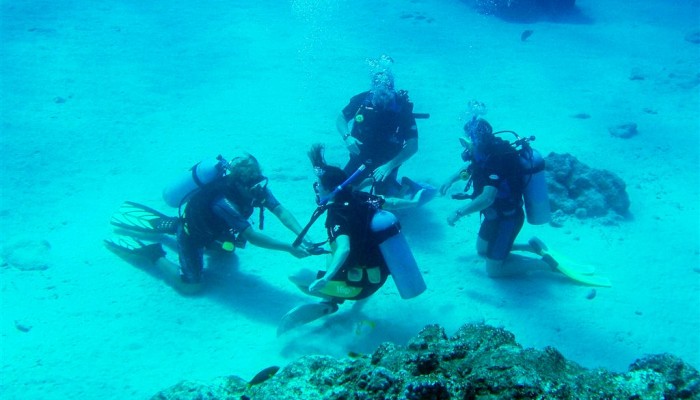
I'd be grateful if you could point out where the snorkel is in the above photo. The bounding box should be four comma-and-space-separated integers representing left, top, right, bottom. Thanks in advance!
317, 165, 366, 206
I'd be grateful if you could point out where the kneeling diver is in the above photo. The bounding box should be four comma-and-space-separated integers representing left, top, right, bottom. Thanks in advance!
278, 144, 426, 335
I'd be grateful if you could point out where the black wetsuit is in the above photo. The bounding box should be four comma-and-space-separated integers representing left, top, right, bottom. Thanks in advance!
470, 146, 525, 261
318, 193, 389, 300
177, 179, 280, 283
341, 90, 417, 196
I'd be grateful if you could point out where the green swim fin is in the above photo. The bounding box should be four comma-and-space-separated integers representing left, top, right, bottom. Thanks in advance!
110, 201, 179, 234
529, 237, 612, 287
277, 302, 339, 336
104, 236, 166, 264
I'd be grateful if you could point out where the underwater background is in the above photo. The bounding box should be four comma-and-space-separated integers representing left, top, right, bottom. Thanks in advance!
1, 0, 698, 398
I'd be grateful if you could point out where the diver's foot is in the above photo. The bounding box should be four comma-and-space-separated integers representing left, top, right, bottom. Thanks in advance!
541, 254, 560, 271
413, 185, 437, 207
528, 237, 549, 256
105, 236, 166, 264
321, 301, 340, 314
277, 301, 339, 336
152, 217, 179, 234
527, 237, 559, 271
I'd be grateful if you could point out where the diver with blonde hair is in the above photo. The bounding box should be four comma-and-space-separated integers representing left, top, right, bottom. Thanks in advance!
106, 153, 310, 295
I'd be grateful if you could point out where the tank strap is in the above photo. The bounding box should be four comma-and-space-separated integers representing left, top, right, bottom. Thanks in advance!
372, 221, 401, 244
191, 163, 206, 187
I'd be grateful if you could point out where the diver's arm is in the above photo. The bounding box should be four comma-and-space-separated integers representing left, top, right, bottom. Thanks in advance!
309, 235, 350, 292
447, 185, 497, 226
440, 163, 470, 196
391, 137, 418, 168
239, 226, 308, 258
336, 113, 351, 140
337, 113, 361, 154
372, 138, 418, 181
270, 204, 315, 246
270, 204, 304, 236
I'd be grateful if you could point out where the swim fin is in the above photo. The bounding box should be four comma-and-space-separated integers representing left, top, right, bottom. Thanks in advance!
110, 201, 179, 234
104, 235, 166, 264
401, 177, 437, 206
277, 302, 339, 336
529, 237, 611, 287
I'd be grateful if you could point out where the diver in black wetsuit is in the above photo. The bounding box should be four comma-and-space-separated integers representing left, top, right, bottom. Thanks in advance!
336, 55, 435, 206
106, 154, 309, 295
444, 118, 549, 277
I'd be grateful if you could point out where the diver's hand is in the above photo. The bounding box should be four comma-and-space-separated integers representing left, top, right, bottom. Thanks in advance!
439, 181, 453, 196
289, 245, 310, 259
372, 163, 394, 182
344, 136, 362, 155
309, 277, 330, 293
447, 211, 462, 227
299, 236, 313, 249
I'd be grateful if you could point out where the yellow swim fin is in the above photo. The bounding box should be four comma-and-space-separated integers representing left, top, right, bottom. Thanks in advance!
529, 238, 612, 287
553, 259, 612, 287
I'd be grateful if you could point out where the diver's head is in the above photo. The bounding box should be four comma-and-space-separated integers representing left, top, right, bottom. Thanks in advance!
370, 71, 396, 108
367, 54, 396, 109
227, 153, 267, 195
308, 144, 349, 203
463, 118, 493, 142
462, 118, 493, 162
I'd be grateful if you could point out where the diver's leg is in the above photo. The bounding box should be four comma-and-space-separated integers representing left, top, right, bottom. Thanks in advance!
171, 229, 205, 295
512, 238, 548, 256
484, 253, 549, 278
481, 210, 549, 277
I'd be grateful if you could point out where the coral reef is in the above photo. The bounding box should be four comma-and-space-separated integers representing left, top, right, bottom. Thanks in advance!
544, 152, 630, 222
151, 323, 699, 400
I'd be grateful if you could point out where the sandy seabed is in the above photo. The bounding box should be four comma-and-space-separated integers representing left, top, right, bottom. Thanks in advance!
1, 0, 699, 398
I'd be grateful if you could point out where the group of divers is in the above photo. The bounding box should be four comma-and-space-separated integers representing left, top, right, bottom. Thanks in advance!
106, 57, 611, 335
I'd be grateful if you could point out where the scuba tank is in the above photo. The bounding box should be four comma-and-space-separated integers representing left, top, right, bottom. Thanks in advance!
518, 147, 550, 225
162, 155, 229, 208
494, 131, 550, 225
370, 210, 426, 299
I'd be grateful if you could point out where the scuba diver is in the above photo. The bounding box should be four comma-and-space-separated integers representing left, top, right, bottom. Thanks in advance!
336, 55, 436, 206
105, 153, 310, 295
277, 144, 426, 335
443, 103, 610, 287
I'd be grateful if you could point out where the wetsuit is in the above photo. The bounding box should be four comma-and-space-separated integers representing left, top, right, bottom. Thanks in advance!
341, 90, 417, 196
177, 180, 280, 283
471, 149, 525, 261
316, 194, 389, 300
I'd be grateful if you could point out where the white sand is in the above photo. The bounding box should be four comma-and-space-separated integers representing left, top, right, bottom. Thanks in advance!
1, 0, 698, 398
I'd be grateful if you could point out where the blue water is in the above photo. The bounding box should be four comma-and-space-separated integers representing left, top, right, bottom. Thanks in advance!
1, 1, 698, 398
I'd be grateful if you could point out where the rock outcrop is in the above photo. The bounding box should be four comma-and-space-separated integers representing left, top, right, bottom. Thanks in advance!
152, 323, 699, 400
544, 152, 630, 224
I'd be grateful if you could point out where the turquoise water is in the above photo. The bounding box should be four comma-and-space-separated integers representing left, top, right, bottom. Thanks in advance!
1, 1, 698, 398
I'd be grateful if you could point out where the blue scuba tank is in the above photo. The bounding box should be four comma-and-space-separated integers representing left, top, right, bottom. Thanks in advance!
370, 210, 426, 299
162, 156, 228, 208
519, 149, 550, 225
